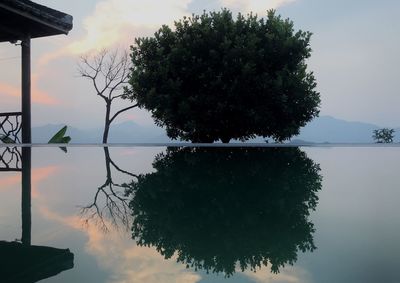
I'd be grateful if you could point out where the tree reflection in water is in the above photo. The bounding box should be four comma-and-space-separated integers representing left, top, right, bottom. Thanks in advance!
127, 147, 322, 276
80, 147, 138, 232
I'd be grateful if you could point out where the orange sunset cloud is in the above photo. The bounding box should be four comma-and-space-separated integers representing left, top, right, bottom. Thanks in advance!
0, 173, 20, 189
39, 206, 202, 283
67, 0, 191, 54
0, 166, 59, 198
0, 79, 59, 106
31, 166, 59, 198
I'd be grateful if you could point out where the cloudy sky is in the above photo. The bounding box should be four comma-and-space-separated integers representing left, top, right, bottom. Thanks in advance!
0, 0, 399, 129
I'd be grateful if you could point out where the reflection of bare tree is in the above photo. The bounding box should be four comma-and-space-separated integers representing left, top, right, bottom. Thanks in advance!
80, 147, 138, 232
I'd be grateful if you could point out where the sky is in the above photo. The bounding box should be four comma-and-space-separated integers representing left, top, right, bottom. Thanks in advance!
0, 0, 399, 129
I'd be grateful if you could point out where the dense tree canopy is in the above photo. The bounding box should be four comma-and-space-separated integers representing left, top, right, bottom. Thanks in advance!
372, 128, 395, 143
127, 147, 322, 276
126, 9, 320, 143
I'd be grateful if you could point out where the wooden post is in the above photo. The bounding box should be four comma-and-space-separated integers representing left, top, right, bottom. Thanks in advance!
21, 35, 32, 245
21, 37, 31, 144
21, 147, 31, 245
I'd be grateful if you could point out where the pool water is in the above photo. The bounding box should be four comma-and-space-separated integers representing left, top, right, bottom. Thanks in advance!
0, 146, 399, 283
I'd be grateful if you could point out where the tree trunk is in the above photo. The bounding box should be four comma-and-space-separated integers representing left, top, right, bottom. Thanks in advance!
221, 137, 230, 143
103, 147, 112, 182
103, 102, 111, 144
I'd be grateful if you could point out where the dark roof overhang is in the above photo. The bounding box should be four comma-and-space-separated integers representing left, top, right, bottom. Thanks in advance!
0, 0, 73, 42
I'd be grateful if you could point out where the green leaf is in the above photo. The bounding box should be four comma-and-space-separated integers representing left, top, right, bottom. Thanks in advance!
0, 134, 15, 144
48, 126, 71, 153
48, 126, 68, 143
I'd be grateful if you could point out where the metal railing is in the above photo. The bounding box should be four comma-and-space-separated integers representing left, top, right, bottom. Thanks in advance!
0, 112, 22, 143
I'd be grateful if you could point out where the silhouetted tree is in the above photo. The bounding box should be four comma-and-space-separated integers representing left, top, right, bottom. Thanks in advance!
126, 147, 322, 276
78, 49, 137, 143
372, 128, 395, 143
126, 9, 320, 143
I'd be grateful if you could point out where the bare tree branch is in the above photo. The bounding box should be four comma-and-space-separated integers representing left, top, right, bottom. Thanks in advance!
109, 103, 138, 124
109, 156, 139, 178
78, 49, 138, 143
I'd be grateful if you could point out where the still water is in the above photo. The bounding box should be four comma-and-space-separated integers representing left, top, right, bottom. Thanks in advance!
0, 146, 399, 283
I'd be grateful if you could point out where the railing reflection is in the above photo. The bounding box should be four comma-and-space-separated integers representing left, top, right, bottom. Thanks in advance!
0, 147, 74, 282
0, 146, 22, 171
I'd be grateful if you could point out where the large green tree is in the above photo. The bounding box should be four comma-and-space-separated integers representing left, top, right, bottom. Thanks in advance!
126, 9, 320, 143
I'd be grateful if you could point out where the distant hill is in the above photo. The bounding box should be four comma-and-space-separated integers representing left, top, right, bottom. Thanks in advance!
244, 116, 384, 143
295, 116, 381, 143
32, 116, 395, 144
32, 121, 167, 143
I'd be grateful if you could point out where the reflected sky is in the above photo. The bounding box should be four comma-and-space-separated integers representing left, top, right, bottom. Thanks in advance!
0, 147, 399, 282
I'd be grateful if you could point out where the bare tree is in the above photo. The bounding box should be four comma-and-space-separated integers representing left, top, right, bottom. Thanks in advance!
78, 49, 137, 143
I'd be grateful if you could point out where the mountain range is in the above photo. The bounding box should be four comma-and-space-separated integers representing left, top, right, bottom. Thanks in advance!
32, 116, 397, 144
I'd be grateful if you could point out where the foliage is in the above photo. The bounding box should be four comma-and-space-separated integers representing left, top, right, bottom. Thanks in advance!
48, 126, 71, 143
126, 9, 320, 143
372, 128, 395, 143
48, 126, 71, 153
0, 134, 15, 144
126, 147, 322, 276
1, 126, 71, 151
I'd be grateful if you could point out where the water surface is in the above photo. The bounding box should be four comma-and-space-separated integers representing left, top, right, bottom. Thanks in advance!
0, 146, 399, 283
